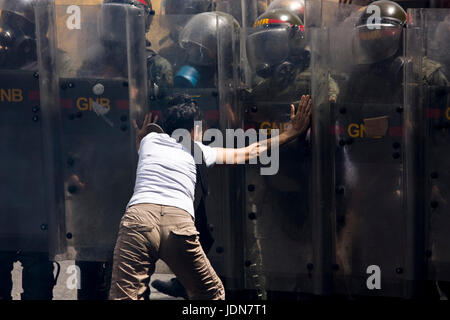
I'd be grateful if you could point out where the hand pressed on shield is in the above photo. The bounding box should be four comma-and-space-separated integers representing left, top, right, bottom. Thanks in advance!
286, 94, 312, 137
133, 112, 159, 152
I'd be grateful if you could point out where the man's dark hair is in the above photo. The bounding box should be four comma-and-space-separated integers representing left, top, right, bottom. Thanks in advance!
163, 94, 202, 135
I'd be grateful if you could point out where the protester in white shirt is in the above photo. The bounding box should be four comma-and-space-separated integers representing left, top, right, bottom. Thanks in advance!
109, 95, 312, 300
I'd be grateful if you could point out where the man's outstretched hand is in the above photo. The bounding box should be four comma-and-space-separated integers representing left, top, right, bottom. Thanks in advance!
287, 95, 312, 137
133, 112, 159, 152
133, 112, 159, 141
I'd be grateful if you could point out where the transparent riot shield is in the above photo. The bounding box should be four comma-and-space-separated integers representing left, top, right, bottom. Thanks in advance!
146, 8, 244, 290
39, 2, 148, 261
239, 0, 315, 296
406, 9, 450, 283
310, 0, 415, 297
0, 0, 52, 253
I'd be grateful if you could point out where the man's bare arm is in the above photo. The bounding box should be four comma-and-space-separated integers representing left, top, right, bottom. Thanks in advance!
215, 95, 312, 165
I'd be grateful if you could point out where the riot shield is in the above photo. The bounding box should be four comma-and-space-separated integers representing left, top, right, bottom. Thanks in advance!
40, 2, 148, 261
0, 0, 52, 253
406, 9, 450, 283
309, 0, 417, 297
146, 8, 244, 289
239, 0, 315, 296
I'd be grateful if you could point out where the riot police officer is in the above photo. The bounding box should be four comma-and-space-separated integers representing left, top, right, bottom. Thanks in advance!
245, 7, 339, 103
341, 0, 447, 103
0, 0, 56, 300
333, 1, 448, 299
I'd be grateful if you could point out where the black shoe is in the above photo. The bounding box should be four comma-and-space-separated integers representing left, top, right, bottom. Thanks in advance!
151, 278, 187, 299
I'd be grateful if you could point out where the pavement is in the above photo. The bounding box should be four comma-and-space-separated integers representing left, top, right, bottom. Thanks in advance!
11, 260, 183, 300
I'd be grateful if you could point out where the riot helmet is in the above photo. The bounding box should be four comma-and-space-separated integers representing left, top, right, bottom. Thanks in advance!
266, 0, 305, 22
179, 11, 239, 67
246, 9, 308, 85
101, 0, 154, 35
163, 0, 213, 15
0, 0, 37, 69
353, 0, 407, 65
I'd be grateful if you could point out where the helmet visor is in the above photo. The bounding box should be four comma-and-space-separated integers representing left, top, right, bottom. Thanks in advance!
353, 23, 402, 64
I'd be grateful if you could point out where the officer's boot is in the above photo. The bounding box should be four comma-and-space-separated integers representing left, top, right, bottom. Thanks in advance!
21, 253, 55, 300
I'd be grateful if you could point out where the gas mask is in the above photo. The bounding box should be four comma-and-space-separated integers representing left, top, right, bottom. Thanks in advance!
0, 11, 36, 69
247, 22, 309, 87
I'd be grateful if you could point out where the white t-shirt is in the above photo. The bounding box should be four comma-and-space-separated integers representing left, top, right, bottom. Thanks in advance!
126, 132, 217, 218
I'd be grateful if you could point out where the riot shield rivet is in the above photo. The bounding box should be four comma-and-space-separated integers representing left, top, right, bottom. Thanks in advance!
66, 233, 73, 239
307, 263, 314, 271
32, 106, 40, 113
120, 124, 128, 132
216, 247, 224, 254
76, 112, 83, 119
68, 185, 77, 194
245, 260, 252, 268
251, 106, 258, 113
426, 250, 432, 258
430, 172, 439, 179
120, 115, 128, 122
332, 264, 339, 271
40, 224, 48, 231
248, 212, 257, 220
339, 107, 346, 114
392, 152, 400, 159
431, 201, 439, 209
68, 83, 75, 89
339, 140, 346, 147
395, 267, 403, 274
392, 142, 401, 149
122, 81, 129, 88
32, 115, 39, 122
33, 72, 39, 79
396, 107, 403, 113
247, 184, 255, 192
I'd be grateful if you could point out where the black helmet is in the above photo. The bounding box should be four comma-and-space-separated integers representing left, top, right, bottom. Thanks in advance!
179, 11, 239, 66
103, 0, 154, 32
246, 9, 308, 84
266, 0, 305, 22
163, 0, 213, 15
0, 0, 37, 68
353, 0, 407, 64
